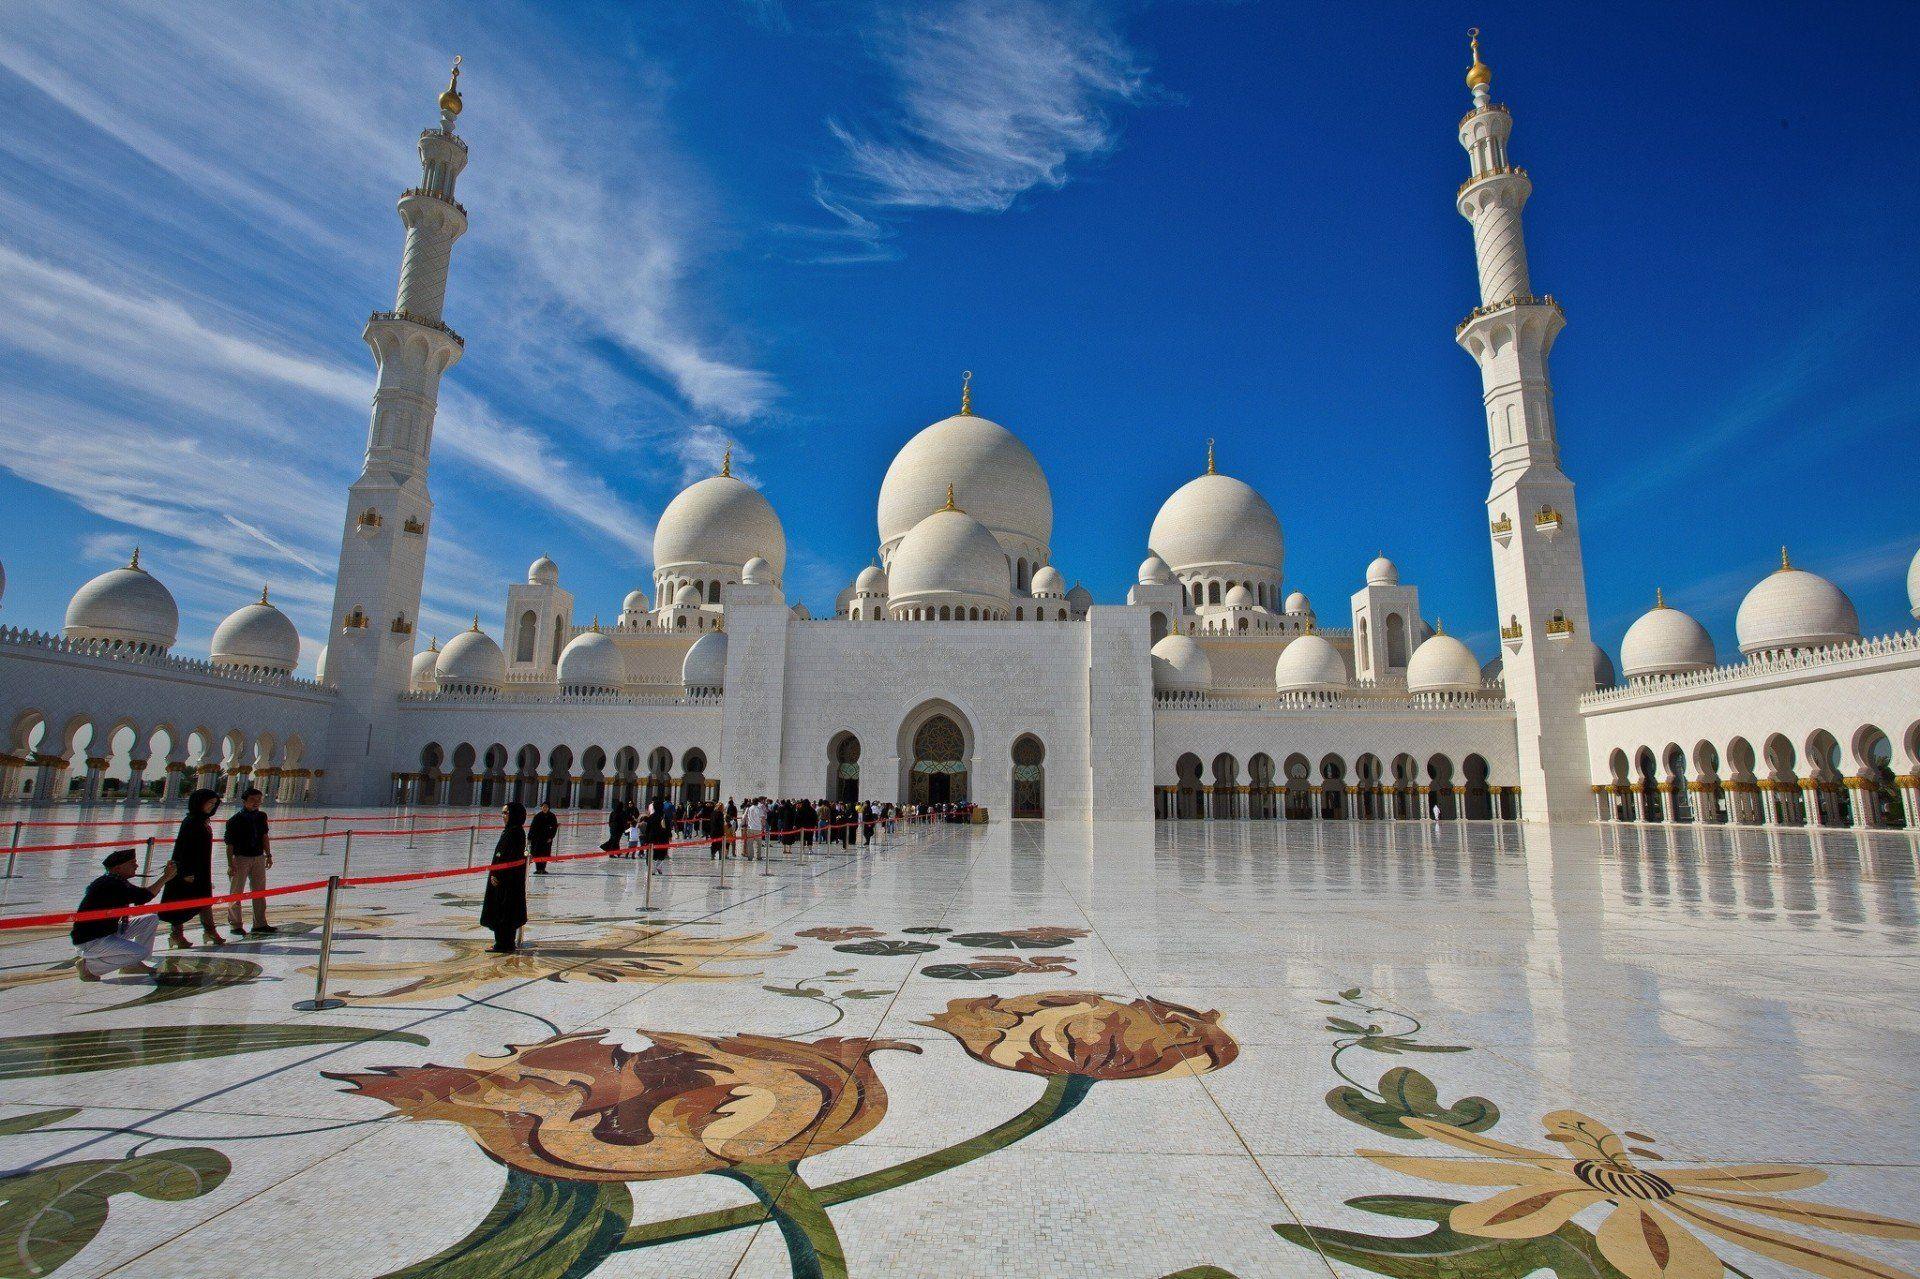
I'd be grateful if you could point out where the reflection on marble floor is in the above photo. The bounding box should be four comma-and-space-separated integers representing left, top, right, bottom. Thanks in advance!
0, 816, 1917, 1278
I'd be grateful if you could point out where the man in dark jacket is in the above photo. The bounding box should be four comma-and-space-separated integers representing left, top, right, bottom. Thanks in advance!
223, 787, 275, 936
73, 849, 175, 980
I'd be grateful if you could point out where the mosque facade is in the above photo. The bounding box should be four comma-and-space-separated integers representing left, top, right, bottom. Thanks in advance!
2, 48, 1916, 828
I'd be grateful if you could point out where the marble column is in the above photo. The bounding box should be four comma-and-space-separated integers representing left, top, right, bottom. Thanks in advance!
81, 756, 108, 804
125, 759, 148, 805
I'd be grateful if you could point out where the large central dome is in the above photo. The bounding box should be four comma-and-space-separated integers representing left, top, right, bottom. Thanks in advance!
653, 474, 786, 578
878, 413, 1052, 561
1148, 471, 1284, 576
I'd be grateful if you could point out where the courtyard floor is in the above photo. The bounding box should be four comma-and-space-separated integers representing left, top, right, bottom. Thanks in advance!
0, 813, 1916, 1278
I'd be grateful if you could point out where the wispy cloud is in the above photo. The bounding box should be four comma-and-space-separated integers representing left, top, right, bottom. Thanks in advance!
814, 0, 1148, 249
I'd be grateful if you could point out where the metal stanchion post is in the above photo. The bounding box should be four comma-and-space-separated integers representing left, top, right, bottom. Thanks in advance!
318, 816, 330, 856
466, 826, 478, 868
643, 846, 655, 910
406, 810, 416, 849
140, 836, 156, 880
293, 876, 346, 1010
338, 831, 354, 882
4, 820, 19, 879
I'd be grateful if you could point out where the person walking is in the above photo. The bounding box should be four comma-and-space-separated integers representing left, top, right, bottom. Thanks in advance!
480, 801, 529, 954
601, 798, 627, 855
529, 801, 559, 875
72, 849, 176, 980
861, 800, 876, 845
222, 786, 275, 936
644, 800, 671, 876
160, 788, 226, 950
705, 802, 727, 860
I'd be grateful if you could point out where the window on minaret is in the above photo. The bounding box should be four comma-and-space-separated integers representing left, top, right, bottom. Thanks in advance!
551, 614, 566, 663
515, 610, 537, 663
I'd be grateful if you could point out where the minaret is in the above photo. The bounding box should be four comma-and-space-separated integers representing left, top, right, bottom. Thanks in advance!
1454, 32, 1594, 823
321, 60, 470, 804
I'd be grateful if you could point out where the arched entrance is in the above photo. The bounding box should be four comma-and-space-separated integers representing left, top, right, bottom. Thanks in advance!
901, 705, 970, 806
1012, 735, 1045, 818
1174, 753, 1203, 819
828, 732, 861, 802
680, 748, 709, 806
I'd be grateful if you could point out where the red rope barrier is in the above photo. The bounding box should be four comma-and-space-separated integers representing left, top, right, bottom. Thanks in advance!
0, 880, 332, 931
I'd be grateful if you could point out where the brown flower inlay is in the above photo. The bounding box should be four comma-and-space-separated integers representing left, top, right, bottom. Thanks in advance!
921, 991, 1237, 1081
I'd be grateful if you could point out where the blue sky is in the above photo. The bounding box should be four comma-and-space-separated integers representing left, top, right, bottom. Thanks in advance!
1, 0, 1915, 673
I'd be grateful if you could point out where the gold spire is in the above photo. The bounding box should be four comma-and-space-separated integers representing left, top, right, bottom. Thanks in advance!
469, 614, 481, 632
128, 547, 141, 570
591, 614, 601, 632
1654, 586, 1665, 609
259, 585, 271, 605
1434, 617, 1446, 635
439, 55, 463, 118
1465, 28, 1491, 91
1205, 438, 1216, 475
428, 635, 439, 652
1779, 545, 1792, 571
959, 370, 973, 416
943, 483, 958, 511
720, 446, 732, 478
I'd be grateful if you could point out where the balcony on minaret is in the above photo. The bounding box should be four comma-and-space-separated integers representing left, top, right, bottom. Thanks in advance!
1533, 506, 1563, 536
1500, 615, 1525, 646
403, 516, 427, 536
341, 607, 370, 632
1455, 293, 1561, 337
1545, 611, 1575, 638
355, 508, 384, 538
1458, 165, 1528, 197
1489, 513, 1513, 543
390, 614, 414, 636
366, 309, 465, 348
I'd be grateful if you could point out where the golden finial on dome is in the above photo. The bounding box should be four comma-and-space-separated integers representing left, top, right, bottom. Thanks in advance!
469, 614, 481, 632
428, 635, 439, 652
1434, 617, 1446, 635
128, 547, 142, 570
720, 445, 732, 478
1205, 438, 1216, 475
1654, 586, 1665, 609
591, 614, 601, 632
943, 483, 958, 511
259, 585, 271, 605
959, 370, 973, 416
439, 55, 463, 118
1465, 28, 1491, 92
1779, 545, 1792, 571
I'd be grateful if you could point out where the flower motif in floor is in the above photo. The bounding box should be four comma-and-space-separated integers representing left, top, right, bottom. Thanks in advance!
1363, 1111, 1920, 1279
316, 924, 790, 1003
922, 954, 1077, 980
795, 925, 884, 941
923, 991, 1238, 1080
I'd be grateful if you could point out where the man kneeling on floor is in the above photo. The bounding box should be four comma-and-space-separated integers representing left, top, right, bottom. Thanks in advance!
72, 848, 175, 981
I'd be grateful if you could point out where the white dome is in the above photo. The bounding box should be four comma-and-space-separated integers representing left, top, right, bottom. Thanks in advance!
1591, 642, 1617, 690
1148, 472, 1284, 576
64, 553, 178, 651
436, 623, 506, 691
1030, 565, 1066, 597
622, 588, 651, 614
528, 555, 559, 586
1224, 584, 1256, 609
1907, 546, 1919, 620
1406, 631, 1482, 694
1149, 634, 1211, 693
1365, 555, 1399, 587
210, 590, 299, 673
878, 413, 1051, 558
1735, 556, 1859, 655
1620, 596, 1715, 679
557, 628, 624, 691
682, 630, 728, 689
1283, 590, 1311, 615
1066, 584, 1093, 615
654, 475, 786, 578
410, 640, 440, 693
1137, 553, 1173, 586
855, 564, 887, 594
673, 583, 703, 607
888, 507, 1013, 612
742, 556, 773, 586
1274, 633, 1347, 692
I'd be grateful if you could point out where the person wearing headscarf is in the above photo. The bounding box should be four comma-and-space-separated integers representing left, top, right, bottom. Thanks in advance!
160, 788, 226, 949
529, 801, 559, 876
480, 801, 529, 954
600, 798, 627, 854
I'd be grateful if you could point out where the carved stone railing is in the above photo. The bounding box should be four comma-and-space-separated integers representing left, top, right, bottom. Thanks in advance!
0, 625, 330, 693
1580, 628, 1920, 708
367, 309, 464, 347
400, 687, 721, 707
1458, 164, 1528, 194
399, 186, 468, 217
1155, 688, 1509, 713
1456, 293, 1561, 335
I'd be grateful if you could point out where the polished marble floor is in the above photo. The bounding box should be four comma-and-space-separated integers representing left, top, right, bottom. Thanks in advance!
0, 813, 1916, 1278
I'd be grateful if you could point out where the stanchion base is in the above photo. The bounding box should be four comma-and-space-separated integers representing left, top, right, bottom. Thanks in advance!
293, 998, 346, 1011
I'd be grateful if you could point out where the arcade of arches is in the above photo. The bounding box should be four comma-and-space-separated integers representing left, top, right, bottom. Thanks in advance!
1157, 751, 1516, 822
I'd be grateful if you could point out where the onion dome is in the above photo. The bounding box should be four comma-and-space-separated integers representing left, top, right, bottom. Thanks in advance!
1150, 634, 1212, 693
1066, 584, 1093, 615
410, 638, 441, 693
1030, 565, 1066, 598
1137, 553, 1173, 586
1224, 583, 1256, 609
557, 625, 624, 692
673, 582, 703, 608
314, 643, 328, 684
682, 630, 728, 689
878, 398, 1052, 562
1465, 28, 1491, 91
621, 588, 651, 618
210, 587, 300, 673
1590, 642, 1617, 690
63, 549, 178, 652
653, 465, 786, 580
1283, 590, 1311, 616
888, 494, 1013, 617
1907, 545, 1919, 620
855, 564, 887, 594
1365, 555, 1399, 587
1147, 447, 1284, 578
1274, 633, 1348, 693
742, 556, 774, 587
1620, 590, 1715, 679
527, 555, 559, 586
1735, 548, 1860, 655
435, 619, 506, 692
1406, 627, 1482, 694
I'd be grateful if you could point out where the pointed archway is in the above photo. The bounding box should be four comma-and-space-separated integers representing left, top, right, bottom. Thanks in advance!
898, 700, 973, 807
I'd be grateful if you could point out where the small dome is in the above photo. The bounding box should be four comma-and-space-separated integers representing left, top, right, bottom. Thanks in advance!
878, 412, 1052, 558
1148, 471, 1284, 577
742, 556, 773, 585
1150, 633, 1212, 692
1365, 555, 1399, 587
1907, 546, 1919, 620
1283, 590, 1311, 615
410, 639, 440, 693
528, 555, 559, 586
557, 628, 624, 691
1735, 553, 1860, 655
1224, 583, 1256, 609
210, 589, 299, 673
1621, 594, 1715, 679
436, 622, 506, 691
654, 475, 786, 578
1274, 633, 1347, 692
855, 564, 887, 594
1406, 630, 1482, 694
64, 552, 179, 652
682, 630, 728, 689
622, 588, 650, 615
1591, 642, 1617, 690
1030, 565, 1066, 597
835, 582, 857, 614
673, 583, 703, 607
889, 507, 1013, 612
1137, 553, 1173, 586
1066, 583, 1093, 615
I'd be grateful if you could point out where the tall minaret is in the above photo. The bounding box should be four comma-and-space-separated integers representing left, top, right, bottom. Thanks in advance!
1454, 32, 1594, 823
320, 60, 470, 804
